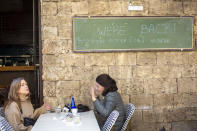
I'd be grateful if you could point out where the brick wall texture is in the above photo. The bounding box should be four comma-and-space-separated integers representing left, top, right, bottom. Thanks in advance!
40, 0, 197, 131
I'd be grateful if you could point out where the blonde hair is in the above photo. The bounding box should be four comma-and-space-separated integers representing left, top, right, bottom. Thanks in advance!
5, 77, 30, 109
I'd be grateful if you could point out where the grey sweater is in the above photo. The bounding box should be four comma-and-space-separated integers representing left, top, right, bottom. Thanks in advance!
93, 91, 125, 131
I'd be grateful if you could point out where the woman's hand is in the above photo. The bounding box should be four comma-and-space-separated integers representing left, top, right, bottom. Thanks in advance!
44, 103, 51, 111
89, 86, 97, 101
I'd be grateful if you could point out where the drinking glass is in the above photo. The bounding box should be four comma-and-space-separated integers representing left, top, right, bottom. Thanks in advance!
43, 97, 51, 113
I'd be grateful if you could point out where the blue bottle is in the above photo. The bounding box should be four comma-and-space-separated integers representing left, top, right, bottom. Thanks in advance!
70, 97, 76, 109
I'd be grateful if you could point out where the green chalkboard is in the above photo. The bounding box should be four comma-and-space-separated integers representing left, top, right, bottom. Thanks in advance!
73, 16, 194, 52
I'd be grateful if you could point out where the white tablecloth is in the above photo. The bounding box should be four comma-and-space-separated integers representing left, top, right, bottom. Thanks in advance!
32, 110, 100, 131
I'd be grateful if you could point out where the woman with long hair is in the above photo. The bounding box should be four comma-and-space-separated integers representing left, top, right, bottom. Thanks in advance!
4, 77, 50, 131
89, 74, 125, 131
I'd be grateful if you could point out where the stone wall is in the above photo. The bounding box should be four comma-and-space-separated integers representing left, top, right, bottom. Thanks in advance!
40, 0, 197, 131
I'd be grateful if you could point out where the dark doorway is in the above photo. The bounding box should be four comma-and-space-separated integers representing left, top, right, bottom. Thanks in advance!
0, 0, 40, 108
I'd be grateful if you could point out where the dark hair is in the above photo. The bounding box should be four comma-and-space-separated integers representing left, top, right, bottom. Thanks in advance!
96, 74, 118, 96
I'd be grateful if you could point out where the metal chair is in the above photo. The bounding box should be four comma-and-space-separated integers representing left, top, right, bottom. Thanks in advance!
121, 103, 135, 131
0, 107, 5, 117
102, 110, 119, 131
0, 107, 14, 131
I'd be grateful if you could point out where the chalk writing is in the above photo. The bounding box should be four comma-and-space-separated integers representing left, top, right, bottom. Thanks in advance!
140, 23, 176, 34
96, 23, 127, 36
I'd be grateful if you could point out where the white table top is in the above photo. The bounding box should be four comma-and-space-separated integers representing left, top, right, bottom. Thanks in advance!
32, 110, 100, 131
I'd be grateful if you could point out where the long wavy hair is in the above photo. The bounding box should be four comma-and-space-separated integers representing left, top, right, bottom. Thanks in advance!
96, 74, 118, 96
4, 77, 30, 109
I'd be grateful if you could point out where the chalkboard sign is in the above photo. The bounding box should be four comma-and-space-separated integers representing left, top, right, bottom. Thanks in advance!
73, 16, 194, 52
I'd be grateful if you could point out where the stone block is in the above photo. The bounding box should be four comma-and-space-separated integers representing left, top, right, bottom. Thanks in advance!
189, 52, 197, 65
41, 0, 59, 1
152, 65, 169, 78
121, 1, 131, 15
157, 52, 184, 65
137, 52, 156, 66
58, 26, 72, 39
109, 65, 132, 80
178, 78, 197, 94
166, 1, 183, 15
109, 1, 122, 15
56, 80, 80, 90
167, 66, 182, 78
92, 66, 108, 80
173, 93, 188, 108
57, 2, 72, 15
109, 65, 121, 80
143, 110, 169, 123
130, 94, 153, 110
122, 94, 130, 104
85, 53, 115, 66
79, 80, 92, 95
164, 79, 177, 94
42, 16, 57, 26
42, 2, 57, 15
172, 121, 197, 131
131, 122, 171, 131
71, 1, 88, 15
88, 1, 110, 15
182, 52, 189, 65
182, 65, 195, 77
43, 81, 56, 97
144, 78, 177, 95
60, 53, 85, 67
41, 0, 50, 1
133, 66, 153, 78
42, 26, 58, 40
72, 66, 93, 80
42, 39, 69, 54
174, 93, 197, 108
184, 2, 197, 15
153, 94, 174, 110
132, 109, 143, 122
57, 15, 72, 26
42, 66, 59, 81
117, 79, 131, 94
56, 81, 80, 97
186, 107, 197, 120
42, 66, 73, 81
67, 40, 73, 51
149, 0, 168, 15
42, 55, 57, 65
115, 52, 136, 65
119, 78, 144, 95
165, 108, 186, 122
153, 65, 182, 79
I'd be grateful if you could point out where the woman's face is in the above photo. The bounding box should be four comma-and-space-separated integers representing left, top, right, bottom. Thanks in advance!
17, 79, 29, 95
95, 82, 105, 94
